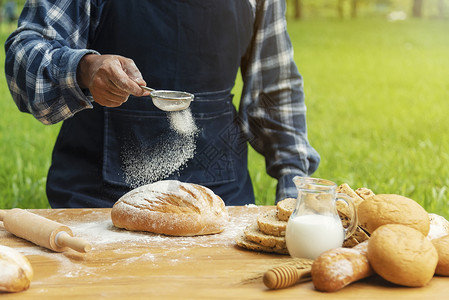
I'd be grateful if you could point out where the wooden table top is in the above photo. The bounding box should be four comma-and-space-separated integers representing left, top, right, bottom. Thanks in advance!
1, 206, 448, 299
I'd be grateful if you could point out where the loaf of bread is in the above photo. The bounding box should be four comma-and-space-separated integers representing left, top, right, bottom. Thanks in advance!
358, 194, 430, 235
367, 224, 438, 287
311, 241, 374, 292
111, 180, 229, 236
432, 234, 449, 276
0, 245, 33, 293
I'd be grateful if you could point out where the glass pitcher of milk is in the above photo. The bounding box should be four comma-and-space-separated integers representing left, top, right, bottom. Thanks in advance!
285, 176, 358, 259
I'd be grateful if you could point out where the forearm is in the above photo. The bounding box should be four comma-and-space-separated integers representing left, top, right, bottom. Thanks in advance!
4, 0, 96, 125
240, 0, 320, 202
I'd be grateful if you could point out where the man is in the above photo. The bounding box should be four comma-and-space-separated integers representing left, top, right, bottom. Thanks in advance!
5, 0, 319, 208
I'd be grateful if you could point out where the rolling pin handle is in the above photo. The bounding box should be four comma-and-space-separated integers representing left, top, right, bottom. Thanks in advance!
55, 231, 92, 253
263, 266, 311, 289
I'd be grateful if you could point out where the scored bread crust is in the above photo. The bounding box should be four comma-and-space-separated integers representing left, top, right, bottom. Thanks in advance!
111, 180, 229, 236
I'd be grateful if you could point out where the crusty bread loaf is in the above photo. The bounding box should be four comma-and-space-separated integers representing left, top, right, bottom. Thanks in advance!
432, 234, 449, 276
276, 198, 295, 221
257, 210, 287, 237
311, 242, 374, 292
111, 180, 229, 236
0, 245, 33, 293
358, 194, 430, 235
367, 224, 438, 287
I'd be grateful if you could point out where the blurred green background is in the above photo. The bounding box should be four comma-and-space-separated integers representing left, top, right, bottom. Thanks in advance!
1, 0, 448, 219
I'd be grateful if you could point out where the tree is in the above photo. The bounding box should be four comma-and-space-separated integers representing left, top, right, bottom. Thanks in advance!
337, 0, 358, 19
294, 0, 302, 19
438, 0, 445, 19
289, 0, 302, 20
351, 0, 358, 18
412, 0, 423, 18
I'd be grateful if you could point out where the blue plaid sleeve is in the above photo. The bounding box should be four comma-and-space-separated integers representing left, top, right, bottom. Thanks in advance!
4, 0, 101, 125
240, 0, 320, 202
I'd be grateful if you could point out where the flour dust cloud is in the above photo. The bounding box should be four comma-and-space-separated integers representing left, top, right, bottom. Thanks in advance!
122, 108, 199, 188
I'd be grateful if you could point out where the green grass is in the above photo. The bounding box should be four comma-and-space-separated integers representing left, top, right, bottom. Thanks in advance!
246, 18, 449, 219
1, 18, 449, 219
0, 25, 59, 209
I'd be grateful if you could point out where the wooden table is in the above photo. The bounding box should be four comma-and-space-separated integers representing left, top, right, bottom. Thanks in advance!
1, 206, 448, 299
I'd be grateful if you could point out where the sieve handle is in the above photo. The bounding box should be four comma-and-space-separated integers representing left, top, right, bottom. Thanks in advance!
140, 86, 155, 92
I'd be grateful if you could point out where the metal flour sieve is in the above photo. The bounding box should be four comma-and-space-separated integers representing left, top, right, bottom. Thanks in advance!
140, 86, 194, 112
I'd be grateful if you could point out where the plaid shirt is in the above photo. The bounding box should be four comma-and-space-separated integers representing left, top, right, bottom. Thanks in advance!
5, 0, 319, 202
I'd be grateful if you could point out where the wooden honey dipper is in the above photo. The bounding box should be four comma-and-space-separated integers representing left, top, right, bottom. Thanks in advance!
0, 208, 92, 253
263, 265, 312, 289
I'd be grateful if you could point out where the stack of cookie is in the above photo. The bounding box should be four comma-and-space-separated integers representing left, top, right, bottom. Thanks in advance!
236, 184, 374, 255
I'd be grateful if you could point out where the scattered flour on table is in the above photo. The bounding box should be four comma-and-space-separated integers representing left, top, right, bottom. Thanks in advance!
64, 207, 258, 248
11, 207, 263, 282
122, 108, 199, 188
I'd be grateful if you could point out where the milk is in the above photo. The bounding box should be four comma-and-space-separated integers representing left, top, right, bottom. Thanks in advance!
285, 214, 344, 259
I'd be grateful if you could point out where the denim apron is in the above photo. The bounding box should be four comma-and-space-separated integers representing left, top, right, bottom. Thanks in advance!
46, 0, 255, 207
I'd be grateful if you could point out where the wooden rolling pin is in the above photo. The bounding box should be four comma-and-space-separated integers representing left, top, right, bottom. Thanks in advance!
263, 265, 312, 289
0, 208, 91, 253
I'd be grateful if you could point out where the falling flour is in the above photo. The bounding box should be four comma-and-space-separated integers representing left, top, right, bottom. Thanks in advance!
122, 108, 199, 188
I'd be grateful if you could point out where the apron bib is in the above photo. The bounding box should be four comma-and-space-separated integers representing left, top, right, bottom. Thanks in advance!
47, 0, 255, 207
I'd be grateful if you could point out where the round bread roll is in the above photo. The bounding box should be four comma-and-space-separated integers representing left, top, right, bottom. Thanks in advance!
432, 235, 449, 276
367, 224, 438, 287
428, 213, 449, 240
0, 245, 33, 293
111, 180, 229, 236
358, 194, 430, 235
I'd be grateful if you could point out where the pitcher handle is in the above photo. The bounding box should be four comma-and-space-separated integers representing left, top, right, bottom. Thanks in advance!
335, 193, 358, 239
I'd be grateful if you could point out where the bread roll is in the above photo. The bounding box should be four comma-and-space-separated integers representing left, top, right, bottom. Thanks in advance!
311, 242, 374, 292
111, 180, 229, 236
367, 224, 438, 287
428, 213, 449, 240
358, 194, 430, 235
355, 187, 375, 200
0, 245, 33, 293
432, 235, 449, 276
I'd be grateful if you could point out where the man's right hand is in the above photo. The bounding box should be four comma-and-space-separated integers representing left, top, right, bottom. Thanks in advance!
76, 54, 151, 107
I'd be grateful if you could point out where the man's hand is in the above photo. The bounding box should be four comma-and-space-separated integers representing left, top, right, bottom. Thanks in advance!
77, 54, 151, 107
